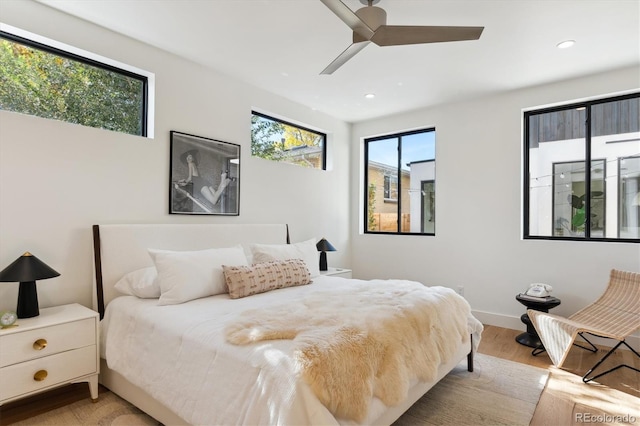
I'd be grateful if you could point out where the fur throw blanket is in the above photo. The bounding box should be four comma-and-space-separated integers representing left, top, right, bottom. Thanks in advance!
225, 279, 476, 422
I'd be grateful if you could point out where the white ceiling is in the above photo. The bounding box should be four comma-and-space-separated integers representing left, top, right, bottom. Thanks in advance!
37, 0, 640, 123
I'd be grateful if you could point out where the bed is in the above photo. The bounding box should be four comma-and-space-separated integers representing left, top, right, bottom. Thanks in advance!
92, 223, 483, 425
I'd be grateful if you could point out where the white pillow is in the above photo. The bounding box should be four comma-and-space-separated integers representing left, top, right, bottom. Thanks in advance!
250, 238, 320, 278
149, 246, 248, 305
114, 267, 160, 298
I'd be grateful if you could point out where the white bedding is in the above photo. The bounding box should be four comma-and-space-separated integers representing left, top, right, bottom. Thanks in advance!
101, 276, 483, 425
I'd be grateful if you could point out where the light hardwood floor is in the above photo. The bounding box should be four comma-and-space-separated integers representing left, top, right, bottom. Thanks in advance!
479, 325, 639, 426
1, 324, 638, 425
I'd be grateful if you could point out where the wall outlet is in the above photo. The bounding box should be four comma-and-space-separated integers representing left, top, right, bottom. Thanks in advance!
457, 286, 464, 296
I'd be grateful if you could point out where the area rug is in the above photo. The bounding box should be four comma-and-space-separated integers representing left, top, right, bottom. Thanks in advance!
393, 353, 549, 426
10, 354, 547, 426
10, 391, 158, 426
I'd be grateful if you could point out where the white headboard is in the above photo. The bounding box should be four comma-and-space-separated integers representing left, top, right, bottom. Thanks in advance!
92, 223, 289, 318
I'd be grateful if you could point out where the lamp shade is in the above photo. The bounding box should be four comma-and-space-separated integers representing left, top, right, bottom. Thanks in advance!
316, 238, 336, 252
0, 252, 60, 319
0, 252, 60, 282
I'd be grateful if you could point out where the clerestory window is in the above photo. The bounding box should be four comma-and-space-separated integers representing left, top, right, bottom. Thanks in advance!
0, 24, 153, 137
250, 111, 326, 170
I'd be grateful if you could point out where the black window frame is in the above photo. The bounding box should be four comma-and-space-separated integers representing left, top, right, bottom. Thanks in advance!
523, 92, 640, 243
250, 111, 327, 170
0, 29, 149, 137
364, 127, 436, 236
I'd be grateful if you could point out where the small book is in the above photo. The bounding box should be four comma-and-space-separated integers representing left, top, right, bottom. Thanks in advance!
518, 293, 550, 302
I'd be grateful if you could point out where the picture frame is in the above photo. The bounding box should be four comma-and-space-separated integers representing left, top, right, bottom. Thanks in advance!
169, 131, 240, 215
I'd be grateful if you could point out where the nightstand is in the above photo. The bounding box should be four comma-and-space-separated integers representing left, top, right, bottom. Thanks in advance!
320, 267, 352, 278
0, 303, 99, 406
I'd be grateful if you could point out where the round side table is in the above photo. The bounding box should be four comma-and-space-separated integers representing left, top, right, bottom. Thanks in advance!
515, 294, 561, 348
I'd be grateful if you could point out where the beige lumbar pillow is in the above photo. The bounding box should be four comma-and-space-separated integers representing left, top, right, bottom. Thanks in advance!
223, 259, 312, 299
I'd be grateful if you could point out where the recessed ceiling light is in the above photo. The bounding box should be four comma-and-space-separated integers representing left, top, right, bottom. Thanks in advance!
365, 93, 376, 99
556, 40, 576, 49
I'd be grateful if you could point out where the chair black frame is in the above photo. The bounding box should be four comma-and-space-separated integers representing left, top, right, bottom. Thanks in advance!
533, 331, 640, 383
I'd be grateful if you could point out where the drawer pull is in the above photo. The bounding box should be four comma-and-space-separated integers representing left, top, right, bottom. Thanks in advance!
33, 339, 48, 350
34, 370, 48, 381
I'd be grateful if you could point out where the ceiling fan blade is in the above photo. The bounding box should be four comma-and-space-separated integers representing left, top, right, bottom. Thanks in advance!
321, 41, 370, 75
371, 25, 484, 46
320, 0, 375, 40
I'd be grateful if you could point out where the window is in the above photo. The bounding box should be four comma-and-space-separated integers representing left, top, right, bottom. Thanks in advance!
524, 93, 640, 242
0, 24, 152, 137
250, 111, 326, 170
365, 128, 436, 234
421, 180, 436, 234
383, 175, 398, 201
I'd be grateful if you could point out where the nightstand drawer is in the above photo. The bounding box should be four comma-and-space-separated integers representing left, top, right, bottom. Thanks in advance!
0, 318, 96, 367
0, 345, 97, 402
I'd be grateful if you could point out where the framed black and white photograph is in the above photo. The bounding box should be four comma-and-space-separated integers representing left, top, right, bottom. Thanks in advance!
170, 131, 240, 215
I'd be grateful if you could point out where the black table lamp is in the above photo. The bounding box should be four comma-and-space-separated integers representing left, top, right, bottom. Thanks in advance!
0, 252, 60, 318
316, 238, 336, 271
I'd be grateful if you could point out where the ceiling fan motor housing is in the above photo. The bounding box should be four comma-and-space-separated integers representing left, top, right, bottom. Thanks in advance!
356, 6, 386, 29
353, 6, 386, 42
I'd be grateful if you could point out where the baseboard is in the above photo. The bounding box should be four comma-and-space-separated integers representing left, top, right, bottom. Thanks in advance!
472, 309, 640, 351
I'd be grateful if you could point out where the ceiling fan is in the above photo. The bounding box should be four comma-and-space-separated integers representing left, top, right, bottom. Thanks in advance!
320, 0, 484, 74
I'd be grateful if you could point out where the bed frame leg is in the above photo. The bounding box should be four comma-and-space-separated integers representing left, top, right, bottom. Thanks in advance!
467, 334, 474, 372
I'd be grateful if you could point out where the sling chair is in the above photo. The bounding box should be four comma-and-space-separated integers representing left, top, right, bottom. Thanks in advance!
527, 269, 640, 383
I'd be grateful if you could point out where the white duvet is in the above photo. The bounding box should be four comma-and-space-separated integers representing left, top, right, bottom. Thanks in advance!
101, 276, 482, 425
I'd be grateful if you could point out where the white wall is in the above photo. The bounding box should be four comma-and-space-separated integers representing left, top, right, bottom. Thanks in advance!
351, 67, 640, 332
0, 0, 351, 312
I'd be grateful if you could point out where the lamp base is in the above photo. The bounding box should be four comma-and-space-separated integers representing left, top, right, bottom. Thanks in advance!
319, 252, 328, 271
17, 281, 39, 318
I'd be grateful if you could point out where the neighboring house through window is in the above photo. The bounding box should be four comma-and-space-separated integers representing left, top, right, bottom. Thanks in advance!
0, 24, 154, 137
365, 128, 436, 234
524, 92, 639, 242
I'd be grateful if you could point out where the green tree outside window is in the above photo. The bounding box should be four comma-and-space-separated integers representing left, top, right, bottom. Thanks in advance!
0, 36, 146, 136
